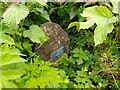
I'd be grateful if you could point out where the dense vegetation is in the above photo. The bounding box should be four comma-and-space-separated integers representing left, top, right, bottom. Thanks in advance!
0, 0, 120, 89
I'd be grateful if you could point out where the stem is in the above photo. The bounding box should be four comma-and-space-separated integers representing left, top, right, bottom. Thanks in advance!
110, 71, 120, 90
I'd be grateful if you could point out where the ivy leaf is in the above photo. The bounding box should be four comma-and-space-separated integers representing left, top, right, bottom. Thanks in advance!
23, 25, 48, 44
0, 70, 23, 80
2, 4, 29, 27
94, 23, 114, 46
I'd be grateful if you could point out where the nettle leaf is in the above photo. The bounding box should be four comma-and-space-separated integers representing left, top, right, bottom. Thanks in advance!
0, 70, 23, 80
0, 54, 26, 66
23, 25, 48, 44
2, 4, 29, 27
1, 78, 18, 88
0, 44, 26, 67
0, 34, 15, 45
0, 80, 2, 90
0, 44, 22, 56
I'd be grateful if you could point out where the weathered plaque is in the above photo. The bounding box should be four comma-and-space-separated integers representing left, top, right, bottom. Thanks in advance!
34, 22, 70, 62
51, 45, 66, 61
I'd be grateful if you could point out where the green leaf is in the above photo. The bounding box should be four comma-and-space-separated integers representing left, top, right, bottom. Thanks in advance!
23, 40, 33, 55
0, 70, 23, 80
36, 7, 50, 21
82, 6, 113, 26
72, 48, 89, 65
94, 23, 114, 46
2, 4, 29, 27
81, 6, 116, 45
67, 19, 94, 30
23, 25, 48, 44
1, 78, 18, 88
35, 0, 47, 6
24, 59, 64, 88
0, 54, 26, 66
0, 44, 22, 56
0, 30, 15, 45
0, 80, 2, 90
24, 77, 38, 88
70, 9, 77, 20
110, 0, 120, 13
79, 19, 94, 29
0, 44, 26, 66
67, 22, 80, 30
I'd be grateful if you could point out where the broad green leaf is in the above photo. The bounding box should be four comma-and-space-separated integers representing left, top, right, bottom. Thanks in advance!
36, 7, 50, 21
0, 33, 15, 45
23, 25, 48, 44
81, 6, 116, 45
79, 19, 94, 29
36, 0, 47, 6
94, 23, 114, 46
1, 78, 18, 88
82, 6, 113, 26
67, 22, 80, 30
0, 79, 2, 90
0, 44, 22, 56
2, 4, 29, 27
0, 11, 2, 19
108, 16, 118, 23
70, 9, 77, 20
0, 70, 23, 80
0, 54, 26, 66
67, 19, 94, 30
110, 0, 120, 13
